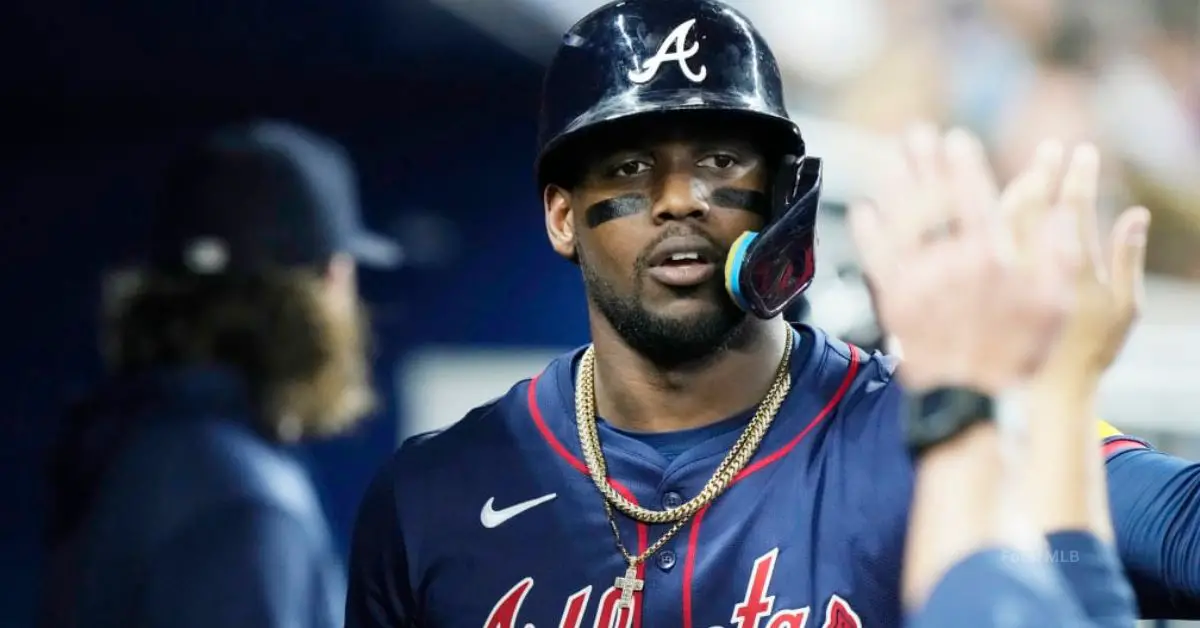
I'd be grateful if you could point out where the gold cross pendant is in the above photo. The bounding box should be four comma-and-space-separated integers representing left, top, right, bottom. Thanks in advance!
614, 563, 643, 610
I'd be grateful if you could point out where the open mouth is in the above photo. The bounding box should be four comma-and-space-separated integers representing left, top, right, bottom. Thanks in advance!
648, 246, 720, 287
658, 251, 710, 266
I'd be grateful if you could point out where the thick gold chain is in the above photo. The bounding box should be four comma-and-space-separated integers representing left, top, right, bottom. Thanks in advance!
575, 328, 794, 536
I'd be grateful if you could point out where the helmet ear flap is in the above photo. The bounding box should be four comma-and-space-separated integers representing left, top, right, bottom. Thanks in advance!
724, 157, 823, 319
770, 154, 801, 222
772, 154, 820, 220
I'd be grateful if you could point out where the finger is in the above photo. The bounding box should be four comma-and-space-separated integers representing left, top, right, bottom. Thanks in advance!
1023, 204, 1080, 353
1002, 140, 1065, 215
996, 169, 1040, 264
899, 123, 949, 245
944, 128, 1000, 237
1109, 206, 1151, 317
1000, 140, 1065, 260
903, 122, 943, 186
1027, 139, 1067, 206
847, 200, 896, 284
1046, 204, 1084, 286
867, 145, 922, 249
870, 142, 915, 213
1057, 143, 1103, 279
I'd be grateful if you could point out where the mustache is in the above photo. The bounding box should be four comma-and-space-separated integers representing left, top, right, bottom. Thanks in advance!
584, 188, 770, 228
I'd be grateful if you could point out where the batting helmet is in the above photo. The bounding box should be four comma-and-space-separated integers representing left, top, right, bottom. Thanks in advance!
536, 0, 824, 320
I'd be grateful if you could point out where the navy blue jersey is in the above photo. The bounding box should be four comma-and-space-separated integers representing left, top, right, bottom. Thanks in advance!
1103, 437, 1200, 618
909, 549, 1087, 627
348, 324, 1200, 626
40, 367, 345, 628
347, 327, 912, 627
912, 531, 1137, 628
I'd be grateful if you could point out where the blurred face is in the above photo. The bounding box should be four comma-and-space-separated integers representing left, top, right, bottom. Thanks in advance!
544, 122, 771, 366
301, 255, 376, 437
987, 0, 1059, 44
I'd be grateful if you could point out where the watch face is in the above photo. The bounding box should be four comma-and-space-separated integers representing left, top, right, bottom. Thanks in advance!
907, 388, 994, 453
915, 389, 981, 419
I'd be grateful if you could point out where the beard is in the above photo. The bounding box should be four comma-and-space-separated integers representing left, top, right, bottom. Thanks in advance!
581, 253, 751, 369
292, 298, 377, 438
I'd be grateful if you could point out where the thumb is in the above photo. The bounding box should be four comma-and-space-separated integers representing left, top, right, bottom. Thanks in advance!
1109, 206, 1151, 315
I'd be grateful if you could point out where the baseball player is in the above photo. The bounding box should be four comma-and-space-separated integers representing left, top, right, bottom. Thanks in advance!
40, 121, 396, 628
345, 1, 1199, 626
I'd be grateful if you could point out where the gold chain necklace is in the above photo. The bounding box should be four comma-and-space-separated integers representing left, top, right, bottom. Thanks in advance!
574, 328, 794, 609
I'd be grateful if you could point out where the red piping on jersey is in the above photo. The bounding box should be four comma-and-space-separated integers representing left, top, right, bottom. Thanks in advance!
1102, 437, 1148, 459
682, 347, 861, 628
528, 377, 647, 628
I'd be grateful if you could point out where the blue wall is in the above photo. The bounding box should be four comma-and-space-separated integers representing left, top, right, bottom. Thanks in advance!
0, 2, 590, 623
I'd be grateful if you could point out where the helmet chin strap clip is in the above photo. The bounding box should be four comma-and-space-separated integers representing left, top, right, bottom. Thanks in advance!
724, 156, 824, 320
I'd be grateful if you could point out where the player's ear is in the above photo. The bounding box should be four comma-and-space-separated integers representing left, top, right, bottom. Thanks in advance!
544, 184, 578, 262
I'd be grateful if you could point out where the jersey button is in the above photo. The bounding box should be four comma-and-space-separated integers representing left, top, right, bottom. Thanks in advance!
662, 491, 683, 509
656, 550, 677, 572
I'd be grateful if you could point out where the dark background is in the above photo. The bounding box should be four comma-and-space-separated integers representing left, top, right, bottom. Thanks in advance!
0, 0, 589, 624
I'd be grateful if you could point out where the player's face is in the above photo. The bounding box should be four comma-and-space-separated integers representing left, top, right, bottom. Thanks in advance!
544, 123, 770, 366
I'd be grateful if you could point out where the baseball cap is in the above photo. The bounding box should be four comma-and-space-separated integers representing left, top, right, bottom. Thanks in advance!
149, 120, 403, 274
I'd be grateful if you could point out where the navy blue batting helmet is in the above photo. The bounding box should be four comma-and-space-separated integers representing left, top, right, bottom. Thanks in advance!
536, 0, 823, 320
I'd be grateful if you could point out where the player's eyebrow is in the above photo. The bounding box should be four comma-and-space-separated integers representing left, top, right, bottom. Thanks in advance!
692, 138, 760, 156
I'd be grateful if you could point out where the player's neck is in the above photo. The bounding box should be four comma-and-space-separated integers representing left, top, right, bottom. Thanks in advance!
587, 317, 791, 433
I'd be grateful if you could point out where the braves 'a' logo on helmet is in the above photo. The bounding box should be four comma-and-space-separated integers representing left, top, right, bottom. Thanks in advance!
627, 18, 708, 85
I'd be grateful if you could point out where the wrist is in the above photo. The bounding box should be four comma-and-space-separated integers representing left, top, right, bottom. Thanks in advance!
1037, 352, 1105, 391
897, 353, 1023, 398
1030, 371, 1099, 410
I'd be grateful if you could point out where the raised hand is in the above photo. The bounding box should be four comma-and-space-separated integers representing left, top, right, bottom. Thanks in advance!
850, 125, 1082, 394
1033, 144, 1151, 384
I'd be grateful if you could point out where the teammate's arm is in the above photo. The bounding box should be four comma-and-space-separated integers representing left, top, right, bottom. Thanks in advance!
345, 457, 418, 628
903, 409, 1128, 628
1025, 373, 1139, 628
909, 548, 1089, 627
848, 127, 1103, 625
1106, 441, 1200, 618
1022, 144, 1144, 627
1007, 138, 1199, 620
137, 502, 335, 628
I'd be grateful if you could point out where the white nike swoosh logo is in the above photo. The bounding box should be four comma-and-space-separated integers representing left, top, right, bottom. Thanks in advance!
480, 493, 557, 528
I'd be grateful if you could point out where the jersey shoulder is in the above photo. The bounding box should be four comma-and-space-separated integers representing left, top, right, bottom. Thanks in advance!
802, 327, 914, 514
804, 325, 902, 416
383, 346, 583, 484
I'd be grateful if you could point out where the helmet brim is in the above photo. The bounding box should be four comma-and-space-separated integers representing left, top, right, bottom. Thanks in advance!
536, 88, 803, 188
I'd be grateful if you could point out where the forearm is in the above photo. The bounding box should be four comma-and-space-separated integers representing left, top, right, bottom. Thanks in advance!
1026, 374, 1113, 541
903, 421, 1040, 610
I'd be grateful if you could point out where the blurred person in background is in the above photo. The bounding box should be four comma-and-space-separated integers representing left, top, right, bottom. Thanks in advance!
944, 0, 1200, 278
343, 0, 1198, 625
1097, 0, 1200, 278
987, 0, 1107, 182
829, 0, 949, 134
38, 120, 398, 628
